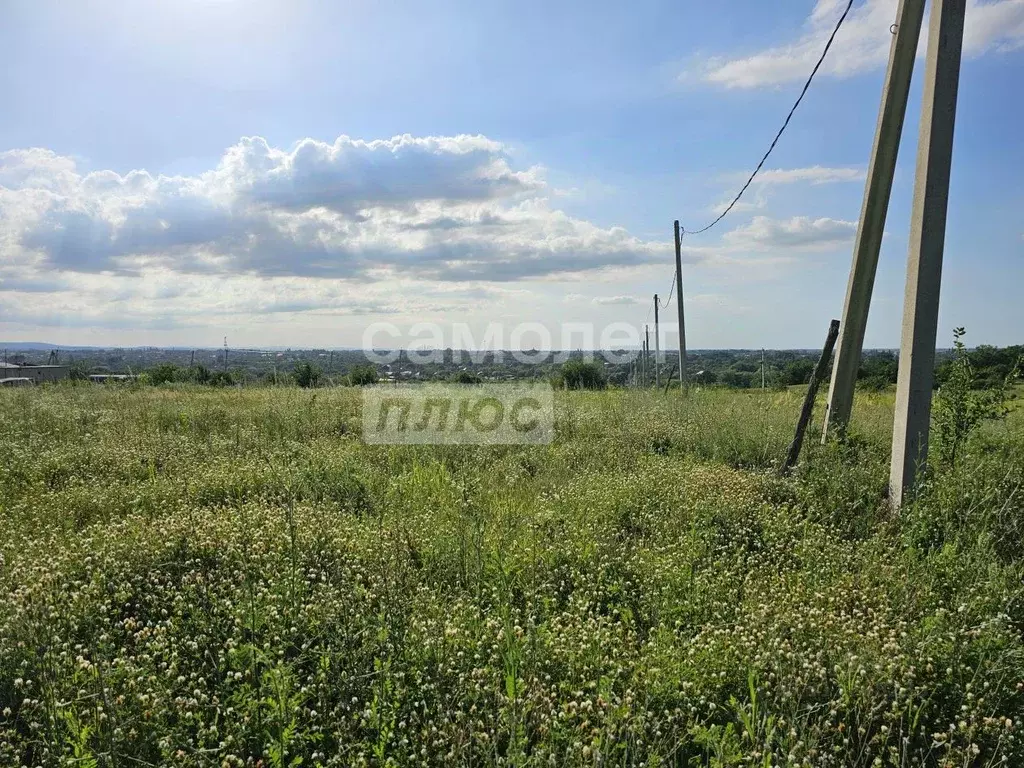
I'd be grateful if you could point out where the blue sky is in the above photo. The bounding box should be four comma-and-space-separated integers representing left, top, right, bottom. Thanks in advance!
0, 0, 1021, 349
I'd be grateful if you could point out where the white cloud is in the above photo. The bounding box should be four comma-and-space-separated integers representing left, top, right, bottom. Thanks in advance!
701, 0, 1024, 89
0, 134, 682, 285
0, 137, 865, 336
592, 295, 643, 306
706, 166, 864, 215
755, 166, 866, 185
722, 215, 857, 250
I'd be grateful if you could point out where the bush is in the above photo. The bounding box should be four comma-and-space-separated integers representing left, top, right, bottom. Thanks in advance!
207, 370, 235, 387
559, 359, 606, 390
347, 364, 378, 386
148, 363, 179, 385
858, 351, 898, 386
781, 359, 814, 386
67, 363, 91, 382
857, 374, 891, 393
450, 370, 482, 384
933, 327, 1021, 468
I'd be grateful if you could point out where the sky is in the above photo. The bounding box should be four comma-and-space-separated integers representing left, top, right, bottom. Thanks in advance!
0, 0, 1022, 350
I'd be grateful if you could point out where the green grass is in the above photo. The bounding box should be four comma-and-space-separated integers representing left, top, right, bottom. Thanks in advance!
1, 384, 1024, 766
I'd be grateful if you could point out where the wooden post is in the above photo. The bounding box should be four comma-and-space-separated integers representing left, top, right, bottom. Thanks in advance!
890, 0, 966, 507
780, 319, 841, 475
643, 327, 650, 388
823, 0, 927, 441
662, 363, 677, 395
673, 220, 687, 391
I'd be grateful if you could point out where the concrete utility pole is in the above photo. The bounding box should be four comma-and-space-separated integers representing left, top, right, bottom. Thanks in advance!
822, 0, 927, 442
673, 221, 687, 391
761, 349, 766, 390
653, 295, 661, 389
223, 337, 228, 372
890, 0, 966, 508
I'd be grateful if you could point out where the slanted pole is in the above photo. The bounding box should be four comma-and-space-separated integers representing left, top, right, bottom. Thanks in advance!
642, 330, 648, 387
781, 319, 840, 475
823, 0, 927, 441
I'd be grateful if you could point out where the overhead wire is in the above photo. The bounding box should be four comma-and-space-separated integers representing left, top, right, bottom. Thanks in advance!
632, 0, 854, 376
682, 0, 855, 236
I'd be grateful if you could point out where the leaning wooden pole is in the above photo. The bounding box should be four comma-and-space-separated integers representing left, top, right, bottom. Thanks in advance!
780, 319, 841, 475
662, 363, 677, 395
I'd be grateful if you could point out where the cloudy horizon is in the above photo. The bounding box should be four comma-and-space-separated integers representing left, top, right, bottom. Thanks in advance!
2, 0, 1022, 349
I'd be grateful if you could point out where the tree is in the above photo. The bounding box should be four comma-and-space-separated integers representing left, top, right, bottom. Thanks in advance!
857, 352, 898, 391
721, 370, 753, 389
782, 359, 815, 386
559, 359, 606, 390
293, 362, 322, 389
188, 364, 211, 385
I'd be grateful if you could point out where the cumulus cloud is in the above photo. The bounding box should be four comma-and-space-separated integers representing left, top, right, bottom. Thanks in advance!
0, 134, 677, 284
701, 0, 1024, 89
722, 215, 857, 250
0, 135, 863, 335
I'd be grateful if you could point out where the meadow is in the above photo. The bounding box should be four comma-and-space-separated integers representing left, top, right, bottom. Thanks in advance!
1, 384, 1023, 767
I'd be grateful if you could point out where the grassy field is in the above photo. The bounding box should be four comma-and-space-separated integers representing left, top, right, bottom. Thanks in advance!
1, 384, 1024, 767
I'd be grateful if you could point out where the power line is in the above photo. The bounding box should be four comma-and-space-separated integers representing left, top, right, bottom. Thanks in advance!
683, 0, 855, 236
662, 272, 676, 307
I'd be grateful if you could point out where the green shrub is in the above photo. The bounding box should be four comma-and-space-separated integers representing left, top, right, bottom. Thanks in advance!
558, 358, 606, 390
347, 364, 378, 386
933, 327, 1020, 468
147, 363, 179, 385
450, 370, 482, 384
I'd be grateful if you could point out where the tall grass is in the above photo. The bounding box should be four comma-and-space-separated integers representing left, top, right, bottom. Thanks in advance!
1, 384, 1023, 766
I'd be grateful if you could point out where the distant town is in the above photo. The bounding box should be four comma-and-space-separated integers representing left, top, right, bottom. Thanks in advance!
4, 343, 1020, 391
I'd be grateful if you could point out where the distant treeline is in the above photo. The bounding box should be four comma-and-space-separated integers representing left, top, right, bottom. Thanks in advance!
8, 343, 1022, 390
